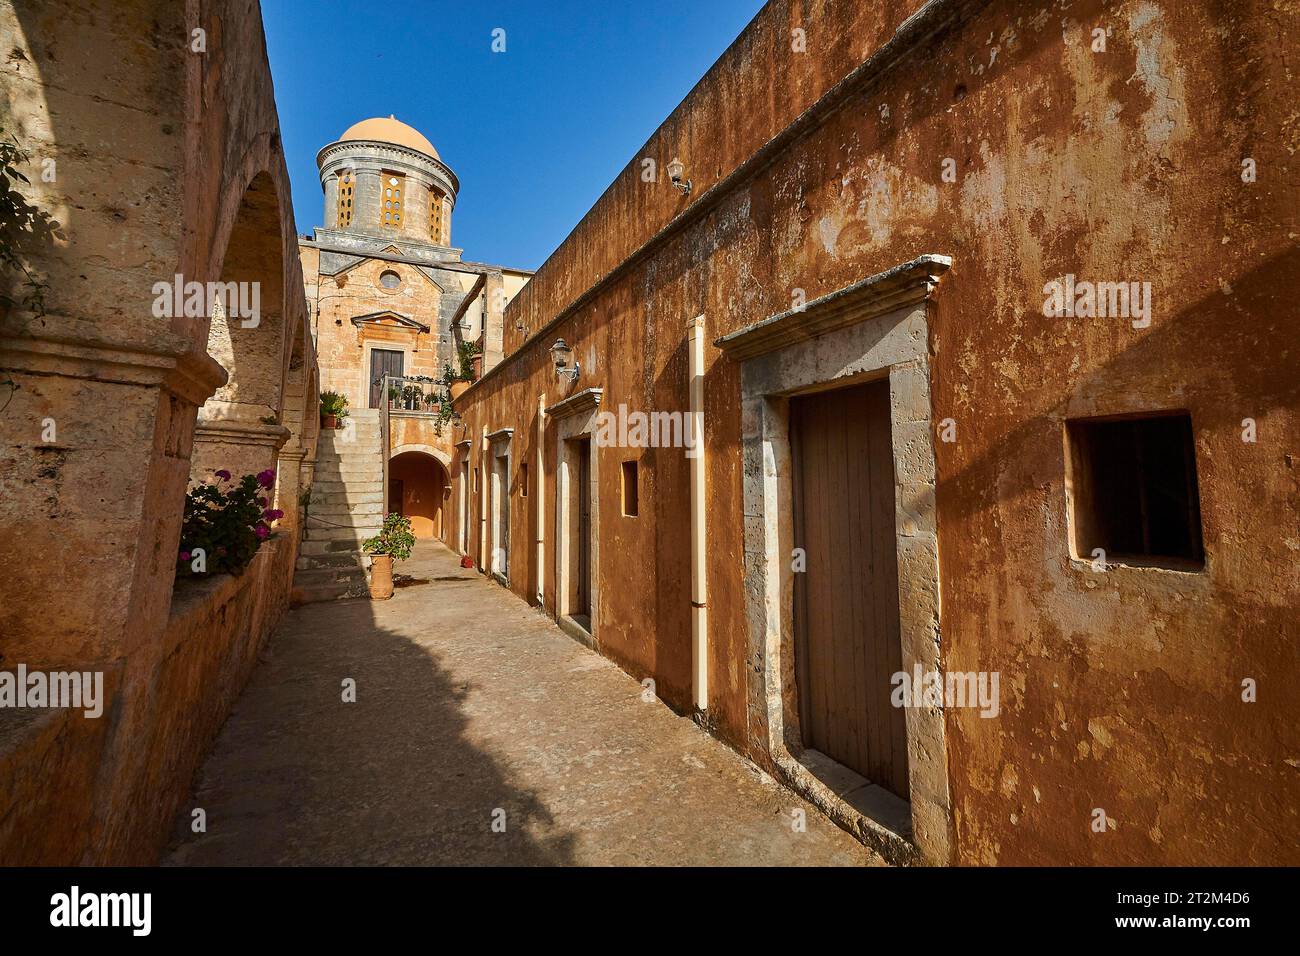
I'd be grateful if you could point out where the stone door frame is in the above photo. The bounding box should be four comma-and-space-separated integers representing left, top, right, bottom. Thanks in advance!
546, 388, 603, 649
715, 255, 954, 866
487, 428, 514, 585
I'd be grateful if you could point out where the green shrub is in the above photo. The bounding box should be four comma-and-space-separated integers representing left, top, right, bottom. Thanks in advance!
319, 390, 349, 419
363, 513, 415, 561
177, 469, 281, 578
456, 340, 481, 381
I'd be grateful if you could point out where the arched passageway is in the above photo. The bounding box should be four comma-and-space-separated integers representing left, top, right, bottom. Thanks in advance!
390, 451, 449, 539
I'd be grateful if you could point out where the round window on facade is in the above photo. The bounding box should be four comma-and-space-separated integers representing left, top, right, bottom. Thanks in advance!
379, 270, 401, 290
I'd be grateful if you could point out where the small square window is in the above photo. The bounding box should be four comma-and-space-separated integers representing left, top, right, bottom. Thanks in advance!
1065, 411, 1204, 570
520, 462, 529, 497
621, 460, 639, 517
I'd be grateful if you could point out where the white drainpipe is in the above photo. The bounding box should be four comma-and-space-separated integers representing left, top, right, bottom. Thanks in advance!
479, 425, 488, 570
687, 315, 708, 712
536, 393, 546, 606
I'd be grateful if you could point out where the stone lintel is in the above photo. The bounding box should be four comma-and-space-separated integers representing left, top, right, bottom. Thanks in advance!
714, 254, 952, 362
194, 418, 292, 452
0, 333, 227, 406
545, 387, 603, 420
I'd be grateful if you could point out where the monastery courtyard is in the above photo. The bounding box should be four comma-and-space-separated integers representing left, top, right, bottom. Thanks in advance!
164, 542, 877, 867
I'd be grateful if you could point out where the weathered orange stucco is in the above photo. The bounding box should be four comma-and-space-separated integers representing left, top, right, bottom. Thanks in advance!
444, 0, 1299, 865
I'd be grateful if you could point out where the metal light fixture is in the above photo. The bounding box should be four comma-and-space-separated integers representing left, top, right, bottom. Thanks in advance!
550, 338, 580, 383
666, 156, 692, 196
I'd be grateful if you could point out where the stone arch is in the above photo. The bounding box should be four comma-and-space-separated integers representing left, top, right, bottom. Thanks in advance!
190, 170, 293, 484
391, 442, 452, 469
389, 447, 451, 540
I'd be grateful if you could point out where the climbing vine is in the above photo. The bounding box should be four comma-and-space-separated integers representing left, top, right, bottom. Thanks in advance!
0, 125, 59, 326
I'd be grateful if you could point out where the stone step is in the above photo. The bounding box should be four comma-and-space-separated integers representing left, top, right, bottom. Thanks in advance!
308, 494, 382, 509
317, 437, 380, 448
303, 522, 381, 542
318, 433, 381, 444
296, 550, 368, 571
293, 565, 368, 587
315, 456, 382, 465
298, 537, 372, 556
310, 465, 379, 476
314, 450, 382, 461
310, 480, 384, 494
311, 502, 384, 519
292, 581, 371, 604
312, 473, 382, 486
308, 502, 383, 519
319, 426, 379, 437
315, 447, 382, 458
310, 487, 384, 503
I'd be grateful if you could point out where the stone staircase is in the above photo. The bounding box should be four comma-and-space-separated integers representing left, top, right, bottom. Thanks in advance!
293, 409, 384, 603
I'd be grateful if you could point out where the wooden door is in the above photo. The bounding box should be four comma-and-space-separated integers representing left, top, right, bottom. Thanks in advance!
573, 439, 591, 623
492, 453, 510, 577
369, 348, 404, 408
791, 379, 909, 799
459, 461, 470, 552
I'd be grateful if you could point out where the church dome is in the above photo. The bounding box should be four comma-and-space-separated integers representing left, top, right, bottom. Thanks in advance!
339, 116, 438, 159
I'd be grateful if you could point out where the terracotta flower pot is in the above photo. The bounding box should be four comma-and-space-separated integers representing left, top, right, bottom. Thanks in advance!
450, 381, 470, 400
369, 553, 394, 600
322, 413, 338, 429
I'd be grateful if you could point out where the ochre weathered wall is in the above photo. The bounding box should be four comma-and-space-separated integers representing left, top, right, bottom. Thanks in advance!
448, 0, 1299, 864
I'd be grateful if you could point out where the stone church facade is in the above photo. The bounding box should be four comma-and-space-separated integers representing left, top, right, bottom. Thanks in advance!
294, 116, 530, 600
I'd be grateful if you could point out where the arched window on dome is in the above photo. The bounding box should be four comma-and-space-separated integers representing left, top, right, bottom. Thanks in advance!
380, 171, 405, 228
336, 170, 354, 227
430, 187, 445, 244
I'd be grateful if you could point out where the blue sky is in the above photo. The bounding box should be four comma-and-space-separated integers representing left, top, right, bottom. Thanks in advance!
262, 0, 766, 271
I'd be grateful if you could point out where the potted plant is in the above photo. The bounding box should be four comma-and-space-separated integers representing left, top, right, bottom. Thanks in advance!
387, 382, 401, 408
176, 468, 282, 579
458, 340, 483, 383
448, 363, 470, 400
424, 391, 439, 414
319, 390, 349, 429
362, 512, 415, 600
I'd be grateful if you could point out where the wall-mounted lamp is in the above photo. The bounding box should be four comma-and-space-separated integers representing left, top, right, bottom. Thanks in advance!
666, 156, 692, 196
550, 338, 580, 383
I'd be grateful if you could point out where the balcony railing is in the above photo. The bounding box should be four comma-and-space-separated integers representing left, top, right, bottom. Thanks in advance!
377, 375, 449, 415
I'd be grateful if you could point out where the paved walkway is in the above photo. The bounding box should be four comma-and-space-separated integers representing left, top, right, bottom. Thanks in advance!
165, 541, 879, 866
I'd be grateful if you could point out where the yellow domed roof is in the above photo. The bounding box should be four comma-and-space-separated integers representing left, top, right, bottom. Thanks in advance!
339, 116, 438, 158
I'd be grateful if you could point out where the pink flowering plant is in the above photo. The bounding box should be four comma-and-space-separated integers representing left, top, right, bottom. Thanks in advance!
177, 468, 282, 577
